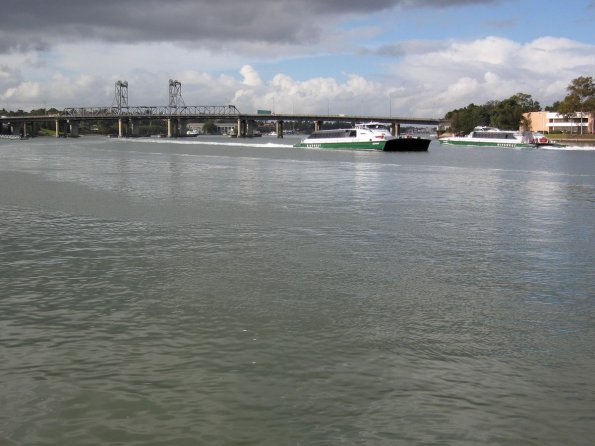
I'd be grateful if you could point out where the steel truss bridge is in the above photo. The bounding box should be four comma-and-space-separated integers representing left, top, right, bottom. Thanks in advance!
1, 106, 443, 139
1, 105, 443, 138
0, 79, 444, 138
61, 105, 241, 118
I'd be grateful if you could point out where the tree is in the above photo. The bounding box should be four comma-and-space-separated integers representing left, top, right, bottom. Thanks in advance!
445, 93, 541, 133
202, 120, 217, 134
557, 94, 581, 134
559, 76, 595, 134
511, 92, 541, 112
490, 98, 520, 129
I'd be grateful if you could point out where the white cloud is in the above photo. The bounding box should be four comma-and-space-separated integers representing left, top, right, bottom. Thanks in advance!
1, 34, 594, 118
240, 65, 262, 87
384, 36, 595, 116
2, 81, 41, 101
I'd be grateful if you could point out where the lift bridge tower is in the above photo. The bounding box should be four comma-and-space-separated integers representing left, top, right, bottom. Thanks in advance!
167, 79, 187, 136
111, 80, 128, 111
168, 79, 185, 110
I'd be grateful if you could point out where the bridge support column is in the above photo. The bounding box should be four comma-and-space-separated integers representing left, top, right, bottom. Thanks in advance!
236, 118, 248, 137
130, 119, 140, 137
235, 118, 241, 138
396, 123, 401, 137
247, 120, 255, 137
390, 123, 396, 136
55, 119, 60, 137
179, 119, 187, 136
276, 120, 284, 138
118, 118, 125, 137
69, 121, 79, 137
167, 119, 173, 138
314, 121, 322, 132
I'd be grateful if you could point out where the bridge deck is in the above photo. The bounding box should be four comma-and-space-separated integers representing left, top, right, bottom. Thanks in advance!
1, 105, 442, 127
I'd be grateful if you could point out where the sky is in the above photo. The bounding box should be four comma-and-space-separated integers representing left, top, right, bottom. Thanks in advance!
0, 0, 594, 118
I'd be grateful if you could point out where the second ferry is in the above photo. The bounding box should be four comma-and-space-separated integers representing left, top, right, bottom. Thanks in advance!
439, 126, 564, 148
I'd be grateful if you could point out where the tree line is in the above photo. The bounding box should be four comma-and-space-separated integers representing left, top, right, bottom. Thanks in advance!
444, 76, 595, 134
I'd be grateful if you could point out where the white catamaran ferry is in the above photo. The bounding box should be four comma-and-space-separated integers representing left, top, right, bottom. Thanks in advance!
439, 126, 564, 148
294, 122, 431, 151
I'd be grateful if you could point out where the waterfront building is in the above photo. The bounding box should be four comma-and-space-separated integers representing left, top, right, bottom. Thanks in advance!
524, 111, 594, 134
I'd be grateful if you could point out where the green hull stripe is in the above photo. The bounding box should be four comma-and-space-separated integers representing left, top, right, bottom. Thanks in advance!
439, 140, 534, 148
294, 141, 386, 150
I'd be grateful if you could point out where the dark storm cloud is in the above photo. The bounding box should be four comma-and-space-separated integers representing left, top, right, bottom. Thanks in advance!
0, 0, 503, 53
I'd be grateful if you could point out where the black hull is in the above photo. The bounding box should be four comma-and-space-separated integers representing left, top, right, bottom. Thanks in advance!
383, 137, 431, 152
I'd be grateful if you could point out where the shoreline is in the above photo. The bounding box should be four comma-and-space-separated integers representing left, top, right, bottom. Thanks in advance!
554, 138, 595, 146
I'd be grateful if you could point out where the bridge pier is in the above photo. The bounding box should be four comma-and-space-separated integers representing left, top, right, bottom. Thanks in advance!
130, 119, 140, 137
179, 119, 187, 136
276, 120, 284, 138
10, 123, 23, 135
167, 118, 184, 137
247, 119, 255, 137
118, 118, 137, 137
387, 122, 401, 136
235, 118, 242, 137
236, 118, 253, 137
314, 121, 323, 132
69, 121, 79, 137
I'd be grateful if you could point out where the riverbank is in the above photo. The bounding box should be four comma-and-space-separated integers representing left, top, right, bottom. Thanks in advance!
550, 135, 595, 146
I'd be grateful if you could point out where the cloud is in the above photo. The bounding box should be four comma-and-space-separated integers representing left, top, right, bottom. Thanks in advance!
2, 81, 41, 101
240, 65, 263, 87
385, 36, 595, 116
2, 34, 594, 117
0, 0, 507, 53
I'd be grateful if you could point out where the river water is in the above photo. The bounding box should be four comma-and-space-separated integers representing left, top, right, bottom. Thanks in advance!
1, 136, 594, 445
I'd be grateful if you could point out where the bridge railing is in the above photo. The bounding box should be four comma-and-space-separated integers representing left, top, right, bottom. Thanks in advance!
61, 105, 241, 118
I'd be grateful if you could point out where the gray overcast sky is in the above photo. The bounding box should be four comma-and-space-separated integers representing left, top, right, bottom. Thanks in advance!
0, 0, 500, 51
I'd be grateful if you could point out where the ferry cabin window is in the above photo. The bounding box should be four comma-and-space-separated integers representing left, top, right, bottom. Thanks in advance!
474, 131, 511, 139
309, 131, 353, 139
